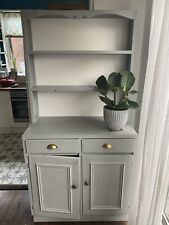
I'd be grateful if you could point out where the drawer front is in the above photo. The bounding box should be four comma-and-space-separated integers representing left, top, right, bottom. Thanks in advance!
82, 139, 134, 154
26, 139, 79, 154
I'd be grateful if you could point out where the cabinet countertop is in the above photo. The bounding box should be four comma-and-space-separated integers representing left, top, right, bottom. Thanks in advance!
23, 116, 137, 139
0, 84, 27, 91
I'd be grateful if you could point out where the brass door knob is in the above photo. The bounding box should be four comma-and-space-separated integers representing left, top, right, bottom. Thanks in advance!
72, 184, 77, 189
102, 143, 112, 150
47, 144, 58, 150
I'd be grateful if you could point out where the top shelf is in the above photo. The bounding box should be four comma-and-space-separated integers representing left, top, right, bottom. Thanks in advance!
23, 10, 137, 20
29, 50, 133, 56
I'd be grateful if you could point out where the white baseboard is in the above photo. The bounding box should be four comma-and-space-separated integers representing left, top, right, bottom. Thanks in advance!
13, 122, 29, 127
12, 122, 29, 133
0, 127, 12, 134
0, 123, 29, 134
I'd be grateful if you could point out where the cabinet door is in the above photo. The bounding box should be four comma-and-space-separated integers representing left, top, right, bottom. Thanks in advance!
82, 154, 133, 215
29, 155, 80, 219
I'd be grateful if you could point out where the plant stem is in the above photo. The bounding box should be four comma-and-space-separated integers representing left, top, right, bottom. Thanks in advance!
119, 92, 124, 104
114, 91, 116, 105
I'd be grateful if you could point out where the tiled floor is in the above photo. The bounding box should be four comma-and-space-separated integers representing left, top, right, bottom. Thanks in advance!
0, 133, 27, 185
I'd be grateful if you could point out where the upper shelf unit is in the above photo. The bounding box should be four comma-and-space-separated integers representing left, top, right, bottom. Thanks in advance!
22, 10, 137, 121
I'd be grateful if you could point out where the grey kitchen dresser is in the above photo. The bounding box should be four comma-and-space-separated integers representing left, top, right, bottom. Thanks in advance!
22, 10, 138, 222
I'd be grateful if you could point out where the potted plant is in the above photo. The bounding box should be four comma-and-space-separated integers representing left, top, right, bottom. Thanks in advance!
5, 50, 17, 80
96, 71, 139, 131
9, 57, 17, 80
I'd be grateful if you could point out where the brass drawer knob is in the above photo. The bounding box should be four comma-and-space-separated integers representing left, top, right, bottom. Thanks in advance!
72, 184, 77, 189
84, 181, 89, 186
102, 143, 112, 150
47, 144, 58, 150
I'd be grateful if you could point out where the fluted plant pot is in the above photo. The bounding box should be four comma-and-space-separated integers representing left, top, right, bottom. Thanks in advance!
9, 68, 17, 80
103, 106, 129, 131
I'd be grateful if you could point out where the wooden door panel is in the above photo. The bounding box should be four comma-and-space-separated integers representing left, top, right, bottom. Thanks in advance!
36, 164, 71, 213
90, 162, 124, 210
29, 155, 80, 219
82, 155, 133, 215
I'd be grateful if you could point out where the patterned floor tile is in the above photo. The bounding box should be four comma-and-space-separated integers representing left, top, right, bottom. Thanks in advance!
0, 133, 27, 185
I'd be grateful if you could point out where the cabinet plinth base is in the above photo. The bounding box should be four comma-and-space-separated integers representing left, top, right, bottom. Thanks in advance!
33, 215, 128, 222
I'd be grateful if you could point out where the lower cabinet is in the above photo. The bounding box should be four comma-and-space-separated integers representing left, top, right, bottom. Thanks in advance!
82, 155, 133, 215
29, 155, 80, 219
29, 154, 133, 220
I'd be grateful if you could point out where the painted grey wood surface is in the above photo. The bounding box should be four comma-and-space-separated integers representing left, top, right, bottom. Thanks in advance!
26, 139, 79, 154
82, 154, 133, 215
22, 117, 137, 140
22, 10, 137, 20
82, 139, 135, 154
31, 85, 97, 92
29, 50, 132, 55
29, 155, 80, 219
24, 118, 137, 221
33, 214, 128, 222
22, 9, 138, 222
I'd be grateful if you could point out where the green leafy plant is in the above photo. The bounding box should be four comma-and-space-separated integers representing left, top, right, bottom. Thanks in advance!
96, 71, 139, 110
5, 50, 17, 72
11, 57, 17, 71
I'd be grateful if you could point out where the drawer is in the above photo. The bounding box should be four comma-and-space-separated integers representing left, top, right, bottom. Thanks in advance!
82, 139, 135, 154
26, 139, 79, 154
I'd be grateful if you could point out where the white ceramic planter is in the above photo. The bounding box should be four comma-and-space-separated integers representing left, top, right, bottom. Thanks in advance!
103, 106, 129, 131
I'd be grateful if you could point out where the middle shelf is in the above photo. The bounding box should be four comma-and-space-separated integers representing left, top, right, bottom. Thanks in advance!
31, 85, 96, 92
29, 50, 133, 56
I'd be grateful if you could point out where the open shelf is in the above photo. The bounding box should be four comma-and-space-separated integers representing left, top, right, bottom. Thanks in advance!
31, 85, 96, 92
29, 50, 132, 56
24, 10, 136, 20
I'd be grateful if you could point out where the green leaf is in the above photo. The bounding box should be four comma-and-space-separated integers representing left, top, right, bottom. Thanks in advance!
108, 72, 122, 92
129, 90, 139, 94
121, 71, 135, 92
96, 75, 108, 96
99, 96, 114, 109
127, 100, 139, 109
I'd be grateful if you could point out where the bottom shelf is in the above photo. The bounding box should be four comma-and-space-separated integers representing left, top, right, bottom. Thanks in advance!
31, 85, 96, 92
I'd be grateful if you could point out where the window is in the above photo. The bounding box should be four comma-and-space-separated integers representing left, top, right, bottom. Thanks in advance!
6, 36, 25, 75
2, 11, 25, 76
